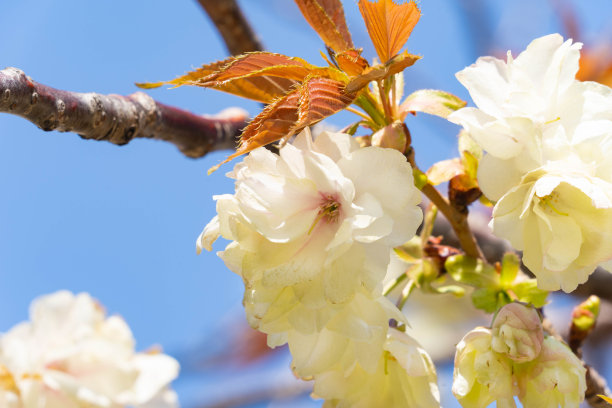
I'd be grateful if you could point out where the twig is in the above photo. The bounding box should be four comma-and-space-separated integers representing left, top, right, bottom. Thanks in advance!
421, 182, 484, 259
585, 366, 612, 408
196, 0, 264, 55
0, 67, 248, 158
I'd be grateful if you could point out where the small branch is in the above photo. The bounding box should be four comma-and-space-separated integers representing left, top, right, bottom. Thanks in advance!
197, 0, 264, 55
585, 365, 612, 408
0, 67, 248, 158
421, 182, 484, 259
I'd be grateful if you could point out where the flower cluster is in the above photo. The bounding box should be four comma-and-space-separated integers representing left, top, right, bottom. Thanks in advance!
199, 130, 440, 406
0, 291, 180, 408
449, 34, 612, 292
453, 302, 586, 408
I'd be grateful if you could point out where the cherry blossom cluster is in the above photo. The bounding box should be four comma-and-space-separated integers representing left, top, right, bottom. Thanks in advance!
199, 130, 440, 406
453, 302, 585, 408
0, 291, 179, 408
450, 34, 612, 292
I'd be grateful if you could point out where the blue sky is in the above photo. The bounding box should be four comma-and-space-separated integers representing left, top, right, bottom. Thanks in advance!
1, 1, 611, 407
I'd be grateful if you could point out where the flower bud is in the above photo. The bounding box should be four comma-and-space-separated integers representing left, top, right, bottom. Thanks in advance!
517, 337, 586, 408
491, 302, 544, 363
371, 121, 407, 152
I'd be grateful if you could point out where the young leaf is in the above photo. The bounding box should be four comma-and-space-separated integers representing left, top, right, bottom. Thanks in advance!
399, 89, 467, 119
335, 49, 370, 76
211, 76, 355, 172
499, 252, 520, 287
294, 0, 353, 52
472, 288, 510, 313
358, 0, 421, 62
296, 76, 356, 128
445, 255, 499, 288
512, 280, 548, 308
136, 58, 232, 89
205, 52, 316, 84
426, 158, 464, 185
211, 89, 301, 172
346, 51, 420, 93
136, 54, 300, 103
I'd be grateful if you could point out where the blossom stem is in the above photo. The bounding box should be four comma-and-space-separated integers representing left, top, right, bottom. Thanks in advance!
355, 92, 386, 128
397, 279, 416, 311
377, 80, 393, 121
383, 272, 407, 296
345, 106, 372, 121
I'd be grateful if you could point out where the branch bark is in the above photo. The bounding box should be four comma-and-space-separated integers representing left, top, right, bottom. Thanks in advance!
197, 0, 264, 55
0, 67, 248, 158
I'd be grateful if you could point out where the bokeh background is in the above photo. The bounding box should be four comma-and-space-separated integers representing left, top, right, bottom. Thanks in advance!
1, 1, 612, 406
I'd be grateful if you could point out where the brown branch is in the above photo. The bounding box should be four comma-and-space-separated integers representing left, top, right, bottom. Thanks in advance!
421, 182, 485, 259
585, 365, 612, 408
197, 0, 264, 55
0, 67, 248, 158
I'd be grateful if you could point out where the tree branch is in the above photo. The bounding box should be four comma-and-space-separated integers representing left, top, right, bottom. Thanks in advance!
196, 0, 264, 55
0, 67, 248, 158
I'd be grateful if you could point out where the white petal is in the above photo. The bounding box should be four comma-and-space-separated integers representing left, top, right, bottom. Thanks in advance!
196, 215, 220, 254
455, 56, 511, 117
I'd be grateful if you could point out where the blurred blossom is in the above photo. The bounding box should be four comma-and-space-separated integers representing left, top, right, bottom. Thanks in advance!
315, 328, 440, 408
0, 291, 179, 408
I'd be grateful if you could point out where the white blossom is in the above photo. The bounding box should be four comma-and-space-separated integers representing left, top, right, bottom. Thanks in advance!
453, 304, 585, 408
0, 291, 179, 408
198, 129, 422, 303
492, 166, 612, 291
453, 327, 516, 408
448, 33, 612, 292
244, 274, 406, 377
315, 328, 440, 408
516, 337, 586, 408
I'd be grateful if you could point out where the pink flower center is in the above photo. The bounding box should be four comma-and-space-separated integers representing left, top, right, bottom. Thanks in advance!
308, 193, 342, 235
318, 193, 342, 224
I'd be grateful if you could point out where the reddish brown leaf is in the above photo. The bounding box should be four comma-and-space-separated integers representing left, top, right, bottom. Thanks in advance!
137, 55, 300, 104
294, 0, 353, 52
136, 58, 232, 89
358, 0, 421, 62
205, 52, 315, 84
336, 49, 370, 76
210, 89, 301, 172
210, 76, 356, 173
296, 76, 356, 127
346, 51, 420, 94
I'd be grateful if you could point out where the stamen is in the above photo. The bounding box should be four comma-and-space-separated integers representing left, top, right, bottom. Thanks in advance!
308, 193, 342, 234
540, 194, 568, 216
